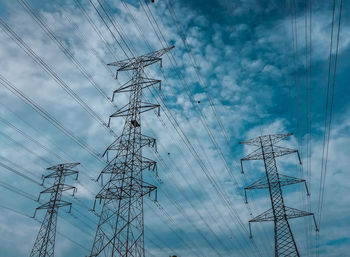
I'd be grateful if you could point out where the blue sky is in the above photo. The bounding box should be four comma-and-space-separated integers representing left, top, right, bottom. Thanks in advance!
0, 0, 349, 256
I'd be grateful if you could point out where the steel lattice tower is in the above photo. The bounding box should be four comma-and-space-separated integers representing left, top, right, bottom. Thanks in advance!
29, 163, 79, 257
240, 133, 318, 257
90, 46, 174, 257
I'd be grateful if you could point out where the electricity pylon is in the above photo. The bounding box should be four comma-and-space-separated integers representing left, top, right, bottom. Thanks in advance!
29, 163, 79, 257
239, 133, 318, 257
90, 46, 174, 257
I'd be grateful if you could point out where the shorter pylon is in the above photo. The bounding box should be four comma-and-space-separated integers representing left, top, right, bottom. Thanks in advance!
29, 163, 79, 257
240, 133, 318, 257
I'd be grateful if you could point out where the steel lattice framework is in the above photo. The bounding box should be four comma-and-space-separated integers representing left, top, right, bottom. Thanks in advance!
90, 46, 174, 257
29, 163, 79, 257
240, 134, 318, 257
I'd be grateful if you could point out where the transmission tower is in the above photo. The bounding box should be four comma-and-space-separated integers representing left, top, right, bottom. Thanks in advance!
29, 162, 79, 257
239, 133, 318, 257
90, 46, 174, 257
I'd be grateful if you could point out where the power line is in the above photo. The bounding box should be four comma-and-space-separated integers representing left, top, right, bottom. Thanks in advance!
0, 74, 103, 163
0, 203, 90, 253
0, 17, 117, 138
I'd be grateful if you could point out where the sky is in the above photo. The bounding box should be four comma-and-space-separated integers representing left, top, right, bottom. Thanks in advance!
0, 0, 348, 256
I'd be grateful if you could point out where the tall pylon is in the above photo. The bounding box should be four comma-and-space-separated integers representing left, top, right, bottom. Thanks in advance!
90, 46, 174, 257
239, 133, 318, 257
29, 163, 79, 257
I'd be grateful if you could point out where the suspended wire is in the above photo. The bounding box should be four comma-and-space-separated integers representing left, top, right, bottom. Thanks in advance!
137, 1, 262, 245
0, 74, 103, 163
146, 201, 203, 257
162, 1, 273, 253
0, 180, 94, 233
0, 74, 109, 207
0, 130, 52, 166
0, 115, 63, 161
165, 0, 230, 143
148, 115, 254, 256
0, 113, 100, 195
0, 204, 90, 253
316, 0, 342, 255
0, 158, 95, 224
0, 17, 117, 138
17, 0, 113, 106
73, 0, 118, 60
160, 150, 252, 256
300, 0, 313, 254
0, 165, 95, 231
0, 161, 41, 186
284, 1, 314, 255
0, 101, 101, 187
151, 135, 246, 256
140, 0, 259, 209
0, 176, 170, 256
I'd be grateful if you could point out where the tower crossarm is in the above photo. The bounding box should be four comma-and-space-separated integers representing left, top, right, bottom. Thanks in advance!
140, 134, 157, 150
243, 174, 307, 203
46, 162, 80, 171
248, 207, 318, 239
245, 174, 306, 190
241, 146, 299, 162
240, 146, 301, 173
35, 200, 72, 212
95, 179, 156, 201
108, 102, 160, 120
102, 134, 156, 159
239, 133, 293, 147
40, 184, 76, 195
108, 46, 174, 71
249, 207, 314, 223
112, 77, 161, 97
100, 155, 156, 175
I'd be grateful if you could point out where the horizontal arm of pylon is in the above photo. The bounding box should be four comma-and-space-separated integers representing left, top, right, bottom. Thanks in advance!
110, 57, 162, 73
102, 134, 157, 161
112, 77, 161, 99
95, 179, 156, 201
100, 154, 157, 174
138, 155, 157, 174
239, 133, 293, 146
43, 170, 79, 182
245, 174, 306, 190
97, 155, 157, 186
104, 134, 157, 152
39, 184, 76, 195
244, 174, 308, 203
46, 162, 80, 171
107, 46, 174, 70
241, 146, 298, 162
140, 134, 157, 151
249, 206, 314, 223
35, 200, 72, 212
108, 102, 160, 121
241, 148, 263, 161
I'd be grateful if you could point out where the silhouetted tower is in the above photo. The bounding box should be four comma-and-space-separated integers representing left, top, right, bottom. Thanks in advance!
240, 133, 318, 257
90, 46, 174, 257
29, 163, 79, 257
